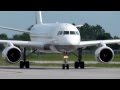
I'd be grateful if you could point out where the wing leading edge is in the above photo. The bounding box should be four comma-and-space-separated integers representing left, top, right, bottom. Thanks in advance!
0, 26, 30, 33
79, 39, 120, 48
0, 40, 45, 48
1, 39, 120, 49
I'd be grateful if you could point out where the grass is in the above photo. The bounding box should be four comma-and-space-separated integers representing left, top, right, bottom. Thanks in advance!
27, 53, 93, 61
0, 53, 120, 67
27, 53, 120, 62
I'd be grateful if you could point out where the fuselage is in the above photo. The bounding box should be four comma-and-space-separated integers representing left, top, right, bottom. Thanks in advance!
30, 23, 81, 53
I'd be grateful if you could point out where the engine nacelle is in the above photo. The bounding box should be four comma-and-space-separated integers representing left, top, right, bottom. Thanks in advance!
95, 46, 114, 63
2, 46, 21, 64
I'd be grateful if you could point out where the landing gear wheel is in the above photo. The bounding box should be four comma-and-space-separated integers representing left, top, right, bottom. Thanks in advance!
74, 61, 85, 69
62, 64, 65, 69
25, 61, 30, 68
74, 61, 79, 69
62, 64, 69, 69
20, 61, 24, 69
20, 61, 30, 69
80, 61, 84, 69
66, 64, 69, 69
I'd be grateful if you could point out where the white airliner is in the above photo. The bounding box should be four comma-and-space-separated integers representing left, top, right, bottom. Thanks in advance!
0, 11, 120, 69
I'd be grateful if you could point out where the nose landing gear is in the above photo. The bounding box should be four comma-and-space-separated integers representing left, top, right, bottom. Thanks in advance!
62, 52, 69, 69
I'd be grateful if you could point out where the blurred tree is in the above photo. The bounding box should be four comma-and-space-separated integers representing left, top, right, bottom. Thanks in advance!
13, 33, 30, 41
0, 33, 8, 50
0, 33, 8, 40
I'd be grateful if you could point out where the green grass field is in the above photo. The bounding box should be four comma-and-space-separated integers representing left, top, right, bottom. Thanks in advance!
27, 53, 120, 62
0, 53, 120, 67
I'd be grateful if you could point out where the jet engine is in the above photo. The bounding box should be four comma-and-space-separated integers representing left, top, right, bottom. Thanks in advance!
2, 46, 21, 63
95, 46, 114, 63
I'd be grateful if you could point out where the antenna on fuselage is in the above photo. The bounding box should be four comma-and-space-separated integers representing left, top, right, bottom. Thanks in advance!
35, 11, 43, 24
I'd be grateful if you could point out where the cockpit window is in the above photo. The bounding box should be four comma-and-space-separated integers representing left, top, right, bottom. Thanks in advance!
70, 31, 75, 35
57, 31, 63, 35
59, 31, 62, 35
64, 31, 69, 35
57, 31, 60, 35
76, 31, 79, 35
58, 31, 79, 35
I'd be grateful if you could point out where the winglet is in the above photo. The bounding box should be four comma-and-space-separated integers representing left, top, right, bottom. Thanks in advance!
35, 11, 43, 24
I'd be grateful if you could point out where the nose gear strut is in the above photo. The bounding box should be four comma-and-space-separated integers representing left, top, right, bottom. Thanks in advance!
62, 51, 69, 69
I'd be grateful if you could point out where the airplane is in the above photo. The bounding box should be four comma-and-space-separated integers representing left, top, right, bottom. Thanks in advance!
0, 11, 120, 69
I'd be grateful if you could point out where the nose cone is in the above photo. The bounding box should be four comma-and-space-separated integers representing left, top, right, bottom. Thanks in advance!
65, 36, 80, 45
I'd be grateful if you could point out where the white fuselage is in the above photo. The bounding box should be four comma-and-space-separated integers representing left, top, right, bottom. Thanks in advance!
30, 23, 81, 53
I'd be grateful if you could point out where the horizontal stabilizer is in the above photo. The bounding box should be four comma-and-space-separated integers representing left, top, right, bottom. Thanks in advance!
75, 25, 83, 28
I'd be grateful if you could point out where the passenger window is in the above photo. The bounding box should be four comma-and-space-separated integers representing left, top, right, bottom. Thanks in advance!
70, 31, 75, 35
64, 31, 69, 35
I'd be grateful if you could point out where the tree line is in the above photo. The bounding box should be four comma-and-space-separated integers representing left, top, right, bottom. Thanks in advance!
0, 23, 120, 50
75, 23, 120, 50
0, 33, 30, 50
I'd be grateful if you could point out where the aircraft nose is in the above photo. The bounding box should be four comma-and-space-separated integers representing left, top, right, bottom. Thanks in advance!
66, 36, 80, 45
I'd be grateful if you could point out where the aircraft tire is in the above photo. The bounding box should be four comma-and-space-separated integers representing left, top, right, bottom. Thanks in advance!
66, 64, 69, 69
20, 61, 24, 69
80, 61, 84, 69
74, 61, 79, 69
25, 61, 30, 68
62, 64, 65, 69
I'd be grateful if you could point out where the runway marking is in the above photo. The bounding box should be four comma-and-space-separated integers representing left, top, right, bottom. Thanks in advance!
0, 70, 22, 73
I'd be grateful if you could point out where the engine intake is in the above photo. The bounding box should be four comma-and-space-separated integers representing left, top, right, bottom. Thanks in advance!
2, 46, 21, 63
95, 46, 114, 63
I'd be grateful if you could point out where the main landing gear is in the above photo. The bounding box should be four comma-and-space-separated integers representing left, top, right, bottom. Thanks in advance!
74, 48, 85, 69
62, 52, 69, 69
20, 47, 30, 69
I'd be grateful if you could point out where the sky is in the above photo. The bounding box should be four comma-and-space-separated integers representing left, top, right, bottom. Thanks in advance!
0, 11, 120, 38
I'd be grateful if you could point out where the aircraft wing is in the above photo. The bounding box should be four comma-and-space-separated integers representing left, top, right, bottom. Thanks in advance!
0, 26, 30, 33
0, 40, 45, 48
79, 39, 120, 48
